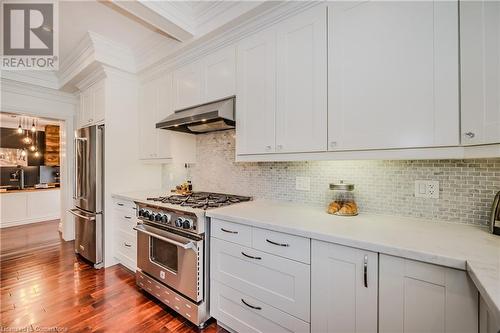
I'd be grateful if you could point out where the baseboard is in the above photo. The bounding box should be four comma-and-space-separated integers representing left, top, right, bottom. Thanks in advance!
0, 215, 60, 228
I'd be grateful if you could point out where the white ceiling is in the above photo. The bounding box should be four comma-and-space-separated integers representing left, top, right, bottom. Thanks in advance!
59, 1, 179, 67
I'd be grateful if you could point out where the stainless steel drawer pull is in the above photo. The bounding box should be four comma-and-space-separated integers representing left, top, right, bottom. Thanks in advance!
124, 216, 132, 219
241, 252, 262, 260
221, 228, 238, 234
266, 239, 289, 247
124, 242, 132, 248
117, 203, 124, 206
241, 299, 261, 310
363, 255, 368, 288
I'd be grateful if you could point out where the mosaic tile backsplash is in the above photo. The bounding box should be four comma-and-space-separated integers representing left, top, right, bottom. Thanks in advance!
162, 130, 500, 226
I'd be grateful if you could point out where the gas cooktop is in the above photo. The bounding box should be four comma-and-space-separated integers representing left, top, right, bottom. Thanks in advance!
146, 192, 252, 210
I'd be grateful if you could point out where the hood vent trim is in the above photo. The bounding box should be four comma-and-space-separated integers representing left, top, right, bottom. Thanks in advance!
156, 96, 235, 134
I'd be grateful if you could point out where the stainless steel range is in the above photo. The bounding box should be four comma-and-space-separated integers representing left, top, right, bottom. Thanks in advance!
134, 192, 251, 328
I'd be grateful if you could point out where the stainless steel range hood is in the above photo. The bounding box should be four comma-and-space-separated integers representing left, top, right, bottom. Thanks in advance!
156, 96, 235, 134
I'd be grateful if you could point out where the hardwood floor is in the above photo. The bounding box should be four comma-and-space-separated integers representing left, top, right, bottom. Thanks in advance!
0, 238, 225, 332
0, 220, 61, 259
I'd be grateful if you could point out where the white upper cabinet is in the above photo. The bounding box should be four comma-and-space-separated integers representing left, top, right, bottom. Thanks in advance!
138, 78, 163, 159
203, 46, 236, 102
173, 46, 236, 111
173, 61, 203, 111
461, 0, 500, 145
328, 1, 459, 151
139, 74, 197, 162
276, 5, 327, 153
311, 240, 378, 333
236, 28, 277, 155
78, 79, 105, 129
379, 254, 478, 333
92, 79, 105, 123
236, 5, 327, 156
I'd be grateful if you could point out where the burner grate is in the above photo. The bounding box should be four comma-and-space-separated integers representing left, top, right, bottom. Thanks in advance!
146, 192, 251, 210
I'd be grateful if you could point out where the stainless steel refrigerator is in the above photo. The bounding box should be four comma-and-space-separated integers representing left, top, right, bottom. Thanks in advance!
70, 125, 104, 268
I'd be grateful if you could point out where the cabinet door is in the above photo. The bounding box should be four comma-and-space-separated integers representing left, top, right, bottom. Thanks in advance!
311, 240, 378, 333
138, 79, 159, 159
79, 89, 92, 128
156, 74, 173, 159
276, 5, 327, 153
236, 28, 276, 155
379, 254, 478, 333
461, 0, 500, 145
480, 295, 500, 333
92, 79, 105, 123
173, 61, 203, 110
328, 1, 459, 150
203, 46, 236, 102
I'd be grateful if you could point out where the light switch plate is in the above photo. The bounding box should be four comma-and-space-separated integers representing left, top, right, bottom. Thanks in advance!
295, 177, 311, 191
415, 180, 439, 199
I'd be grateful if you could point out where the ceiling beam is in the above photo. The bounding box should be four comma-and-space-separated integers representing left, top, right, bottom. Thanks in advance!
99, 0, 194, 42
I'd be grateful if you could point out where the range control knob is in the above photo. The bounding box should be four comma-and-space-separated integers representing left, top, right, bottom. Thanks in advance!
182, 219, 192, 229
161, 214, 169, 224
175, 218, 183, 228
155, 214, 162, 222
142, 210, 150, 218
138, 209, 145, 217
149, 213, 155, 221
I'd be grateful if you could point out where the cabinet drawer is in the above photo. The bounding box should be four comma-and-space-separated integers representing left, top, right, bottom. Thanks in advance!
116, 230, 136, 263
211, 280, 310, 333
252, 227, 310, 264
115, 211, 136, 234
211, 219, 252, 247
211, 237, 310, 321
114, 199, 136, 212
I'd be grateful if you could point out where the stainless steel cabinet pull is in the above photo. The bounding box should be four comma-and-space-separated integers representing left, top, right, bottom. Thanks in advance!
124, 216, 132, 219
241, 299, 262, 310
363, 255, 368, 288
221, 228, 238, 234
117, 203, 124, 206
464, 132, 475, 138
241, 252, 262, 260
266, 239, 289, 247
124, 242, 132, 248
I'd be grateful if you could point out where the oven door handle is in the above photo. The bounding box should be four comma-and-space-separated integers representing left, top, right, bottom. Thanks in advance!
133, 226, 196, 250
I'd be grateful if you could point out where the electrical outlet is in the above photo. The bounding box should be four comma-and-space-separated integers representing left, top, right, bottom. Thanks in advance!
414, 180, 439, 199
295, 177, 311, 191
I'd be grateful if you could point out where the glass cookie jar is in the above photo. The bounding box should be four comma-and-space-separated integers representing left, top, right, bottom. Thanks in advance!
327, 180, 358, 216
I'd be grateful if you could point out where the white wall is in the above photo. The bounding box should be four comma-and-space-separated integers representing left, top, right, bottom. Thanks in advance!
103, 68, 162, 267
0, 78, 78, 240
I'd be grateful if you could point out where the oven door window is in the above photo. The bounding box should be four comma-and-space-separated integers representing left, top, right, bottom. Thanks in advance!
150, 237, 178, 273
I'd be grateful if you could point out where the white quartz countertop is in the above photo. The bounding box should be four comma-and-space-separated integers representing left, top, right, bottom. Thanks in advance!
112, 191, 500, 318
206, 199, 500, 319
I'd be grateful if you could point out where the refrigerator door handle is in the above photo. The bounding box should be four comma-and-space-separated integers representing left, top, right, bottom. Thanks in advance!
69, 209, 96, 221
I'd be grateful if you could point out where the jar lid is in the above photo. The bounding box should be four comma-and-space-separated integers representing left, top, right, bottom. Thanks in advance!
329, 180, 355, 191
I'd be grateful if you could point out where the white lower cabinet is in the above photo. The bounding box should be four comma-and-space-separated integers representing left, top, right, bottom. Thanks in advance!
480, 295, 500, 333
210, 220, 310, 332
211, 237, 310, 321
113, 199, 137, 272
311, 240, 378, 333
211, 280, 309, 333
379, 254, 478, 333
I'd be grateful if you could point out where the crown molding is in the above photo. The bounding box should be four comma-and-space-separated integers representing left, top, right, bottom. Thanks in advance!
0, 70, 59, 90
139, 1, 317, 81
59, 31, 136, 92
1, 78, 78, 105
